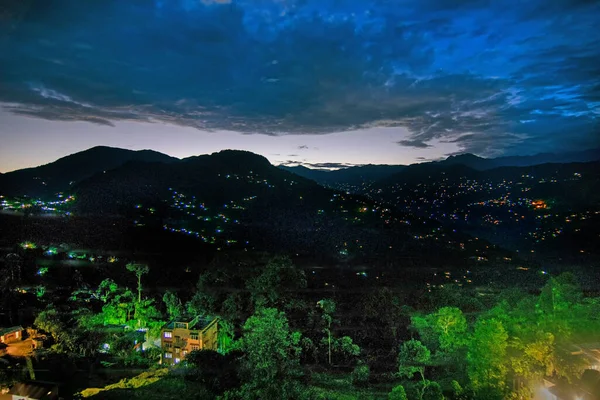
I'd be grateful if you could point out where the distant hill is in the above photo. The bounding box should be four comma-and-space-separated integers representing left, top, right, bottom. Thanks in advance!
436, 148, 600, 170
68, 149, 465, 261
0, 146, 178, 197
279, 149, 600, 190
279, 164, 407, 187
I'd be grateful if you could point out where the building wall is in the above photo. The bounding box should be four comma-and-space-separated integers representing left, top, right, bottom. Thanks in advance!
161, 320, 218, 365
0, 330, 21, 344
202, 321, 218, 351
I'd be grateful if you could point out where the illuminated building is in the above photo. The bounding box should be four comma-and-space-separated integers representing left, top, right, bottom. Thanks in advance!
160, 316, 219, 365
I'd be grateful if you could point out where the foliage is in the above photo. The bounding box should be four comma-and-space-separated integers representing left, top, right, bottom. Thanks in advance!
126, 263, 149, 303
317, 299, 336, 365
162, 290, 184, 319
187, 273, 218, 316
230, 307, 304, 399
422, 381, 444, 400
388, 385, 408, 400
411, 306, 467, 355
332, 336, 361, 365
217, 319, 235, 354
351, 362, 370, 387
467, 318, 508, 398
246, 256, 306, 310
184, 349, 241, 394
397, 339, 430, 380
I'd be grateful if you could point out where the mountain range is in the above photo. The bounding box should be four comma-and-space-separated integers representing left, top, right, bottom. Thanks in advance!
0, 146, 177, 197
279, 148, 600, 188
1, 146, 598, 197
1, 145, 597, 262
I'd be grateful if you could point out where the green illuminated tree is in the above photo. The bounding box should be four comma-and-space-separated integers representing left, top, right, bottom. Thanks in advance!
217, 319, 235, 354
411, 306, 467, 355
467, 318, 508, 399
388, 385, 408, 400
232, 307, 303, 399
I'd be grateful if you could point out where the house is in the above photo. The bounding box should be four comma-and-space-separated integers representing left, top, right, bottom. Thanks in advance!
0, 327, 23, 344
160, 316, 219, 365
6, 381, 58, 400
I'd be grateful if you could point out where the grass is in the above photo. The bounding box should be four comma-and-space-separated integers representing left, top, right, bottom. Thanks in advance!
78, 368, 212, 399
309, 372, 393, 400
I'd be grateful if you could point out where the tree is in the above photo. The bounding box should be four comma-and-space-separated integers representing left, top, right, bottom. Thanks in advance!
217, 319, 235, 354
184, 349, 240, 394
411, 307, 467, 355
246, 256, 306, 311
187, 273, 217, 317
388, 385, 408, 400
332, 336, 361, 365
397, 339, 432, 400
163, 290, 183, 320
467, 318, 508, 399
126, 263, 149, 303
317, 299, 336, 365
434, 307, 467, 352
398, 339, 431, 381
422, 381, 444, 400
232, 308, 303, 399
351, 361, 370, 387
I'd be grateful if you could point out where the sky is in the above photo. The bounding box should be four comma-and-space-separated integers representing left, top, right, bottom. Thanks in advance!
0, 0, 599, 172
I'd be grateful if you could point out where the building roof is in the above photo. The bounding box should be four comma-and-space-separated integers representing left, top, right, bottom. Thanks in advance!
8, 381, 57, 399
0, 326, 23, 336
162, 316, 218, 331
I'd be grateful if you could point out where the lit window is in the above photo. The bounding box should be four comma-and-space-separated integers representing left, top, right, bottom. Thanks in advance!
191, 345, 199, 351
175, 348, 180, 354
190, 333, 199, 341
164, 331, 172, 338
164, 353, 172, 359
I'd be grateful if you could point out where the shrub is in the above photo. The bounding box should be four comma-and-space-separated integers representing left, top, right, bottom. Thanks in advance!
351, 362, 370, 387
388, 384, 408, 400
184, 349, 241, 394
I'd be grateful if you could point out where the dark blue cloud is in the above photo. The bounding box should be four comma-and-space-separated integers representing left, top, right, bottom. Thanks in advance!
0, 0, 599, 156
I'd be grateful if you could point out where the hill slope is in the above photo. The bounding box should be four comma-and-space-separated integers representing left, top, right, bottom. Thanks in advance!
0, 146, 178, 197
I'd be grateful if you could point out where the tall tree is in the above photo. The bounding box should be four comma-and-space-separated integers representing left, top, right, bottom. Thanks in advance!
232, 308, 303, 399
126, 263, 149, 303
467, 318, 508, 399
397, 339, 433, 400
317, 299, 335, 365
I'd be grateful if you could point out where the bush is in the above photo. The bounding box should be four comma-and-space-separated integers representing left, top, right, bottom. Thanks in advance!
184, 349, 241, 394
351, 363, 370, 387
423, 381, 444, 400
388, 384, 408, 400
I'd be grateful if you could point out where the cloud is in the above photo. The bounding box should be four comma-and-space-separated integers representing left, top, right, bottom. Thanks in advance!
0, 0, 599, 156
280, 160, 362, 170
398, 139, 432, 148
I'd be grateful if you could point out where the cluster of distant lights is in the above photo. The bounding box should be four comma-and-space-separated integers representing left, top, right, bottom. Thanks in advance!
19, 241, 120, 264
0, 193, 75, 215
